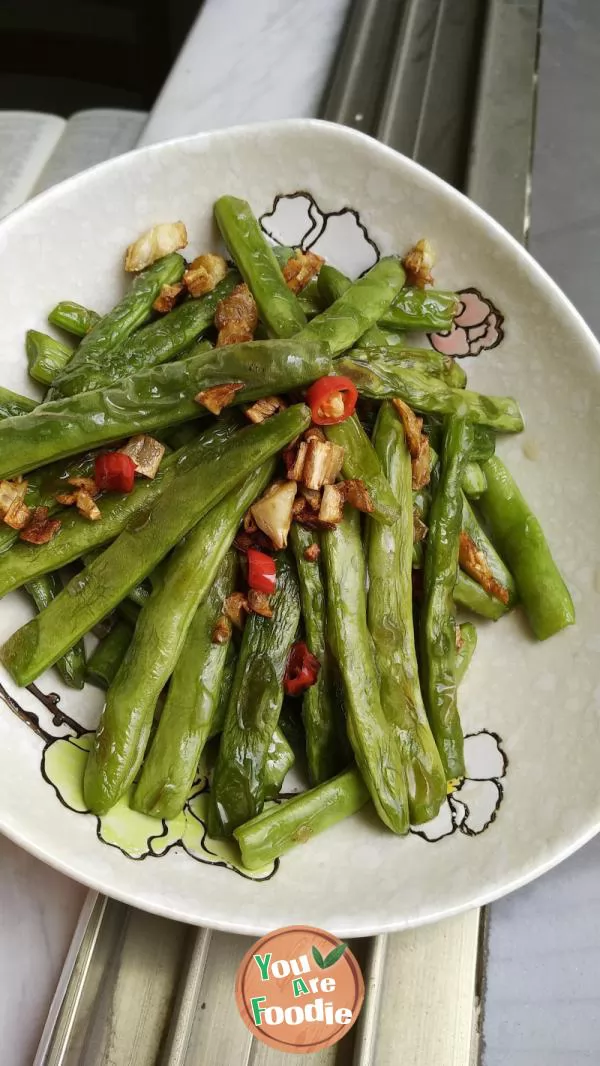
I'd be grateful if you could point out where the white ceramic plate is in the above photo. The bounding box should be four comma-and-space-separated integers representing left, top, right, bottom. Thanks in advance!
1, 119, 599, 937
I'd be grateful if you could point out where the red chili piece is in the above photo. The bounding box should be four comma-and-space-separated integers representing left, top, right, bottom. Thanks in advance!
95, 452, 136, 494
284, 641, 321, 696
306, 375, 358, 425
247, 548, 276, 594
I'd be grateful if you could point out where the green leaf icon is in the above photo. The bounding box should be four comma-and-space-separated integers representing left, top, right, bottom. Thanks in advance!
323, 942, 348, 968
311, 945, 326, 969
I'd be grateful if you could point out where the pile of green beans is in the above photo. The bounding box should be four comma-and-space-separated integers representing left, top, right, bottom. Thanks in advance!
0, 194, 574, 871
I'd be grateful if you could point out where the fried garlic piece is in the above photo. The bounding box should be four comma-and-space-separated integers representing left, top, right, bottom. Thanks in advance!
284, 439, 308, 481
119, 434, 165, 479
215, 283, 258, 347
282, 249, 324, 294
244, 396, 287, 424
212, 615, 232, 644
402, 238, 435, 288
0, 478, 30, 530
195, 382, 244, 415
183, 253, 228, 298
223, 592, 249, 630
251, 481, 297, 550
392, 397, 431, 490
56, 487, 101, 520
124, 222, 187, 272
342, 479, 374, 514
302, 439, 345, 490
19, 507, 61, 544
247, 589, 273, 618
153, 282, 184, 313
319, 484, 346, 525
459, 532, 510, 605
303, 542, 321, 562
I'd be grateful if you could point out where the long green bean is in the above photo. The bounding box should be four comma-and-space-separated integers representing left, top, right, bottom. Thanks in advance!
86, 620, 132, 689
317, 263, 458, 333
299, 258, 406, 355
132, 552, 238, 819
25, 574, 86, 689
478, 456, 575, 640
47, 253, 186, 398
421, 416, 471, 780
208, 554, 301, 837
289, 524, 345, 785
234, 768, 369, 871
454, 571, 508, 620
368, 402, 447, 823
26, 332, 73, 387
214, 197, 306, 338
338, 355, 524, 432
48, 301, 100, 337
322, 508, 409, 834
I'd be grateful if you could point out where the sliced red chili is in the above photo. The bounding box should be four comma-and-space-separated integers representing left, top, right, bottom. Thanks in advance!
95, 452, 136, 494
247, 548, 276, 594
306, 375, 358, 425
284, 641, 321, 696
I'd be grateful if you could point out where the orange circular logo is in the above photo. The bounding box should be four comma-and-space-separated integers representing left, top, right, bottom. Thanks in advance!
235, 925, 364, 1054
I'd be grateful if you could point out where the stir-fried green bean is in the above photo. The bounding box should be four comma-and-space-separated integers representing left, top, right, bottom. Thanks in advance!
289, 524, 345, 785
456, 622, 477, 684
299, 258, 406, 355
234, 767, 369, 871
421, 416, 472, 780
48, 301, 101, 338
25, 574, 86, 689
214, 197, 306, 338
208, 554, 301, 837
47, 253, 186, 398
26, 332, 73, 387
478, 456, 575, 640
86, 620, 132, 689
317, 263, 458, 333
368, 402, 447, 823
338, 355, 524, 432
322, 508, 409, 833
132, 553, 238, 819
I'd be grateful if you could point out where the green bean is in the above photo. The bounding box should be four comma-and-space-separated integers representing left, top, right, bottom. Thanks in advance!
0, 419, 237, 596
214, 197, 306, 337
348, 344, 467, 387
462, 461, 487, 498
48, 301, 101, 337
456, 622, 477, 684
317, 263, 458, 333
86, 620, 132, 689
297, 280, 322, 318
208, 644, 237, 739
0, 339, 330, 479
289, 524, 345, 785
338, 354, 524, 432
24, 574, 86, 689
421, 416, 471, 780
50, 273, 239, 398
325, 415, 401, 524
461, 493, 517, 606
46, 253, 185, 399
322, 508, 409, 834
478, 456, 575, 640
0, 386, 37, 419
454, 571, 508, 620
1, 406, 309, 686
469, 425, 496, 463
26, 332, 74, 387
299, 258, 406, 355
368, 402, 447, 823
208, 554, 301, 837
264, 729, 296, 799
116, 599, 141, 627
234, 767, 369, 871
85, 462, 272, 816
132, 552, 238, 819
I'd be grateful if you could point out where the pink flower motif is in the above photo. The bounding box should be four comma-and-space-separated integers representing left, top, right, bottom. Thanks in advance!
429, 288, 504, 358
